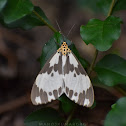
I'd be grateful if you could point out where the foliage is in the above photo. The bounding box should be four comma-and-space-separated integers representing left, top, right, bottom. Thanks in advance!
95, 54, 126, 86
0, 0, 126, 126
80, 16, 122, 51
104, 97, 126, 126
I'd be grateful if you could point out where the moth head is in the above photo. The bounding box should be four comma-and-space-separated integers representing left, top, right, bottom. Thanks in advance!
61, 42, 68, 47
58, 42, 71, 55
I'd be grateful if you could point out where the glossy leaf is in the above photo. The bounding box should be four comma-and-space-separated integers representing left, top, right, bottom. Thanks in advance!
97, 0, 112, 16
2, 0, 33, 23
67, 119, 85, 126
80, 16, 122, 51
4, 6, 50, 30
24, 108, 62, 126
0, 0, 7, 11
40, 32, 88, 69
104, 97, 126, 126
95, 54, 126, 86
59, 94, 75, 114
40, 34, 59, 68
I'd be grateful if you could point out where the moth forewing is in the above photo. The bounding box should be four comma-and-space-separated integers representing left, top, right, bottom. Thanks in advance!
31, 52, 64, 105
63, 52, 94, 107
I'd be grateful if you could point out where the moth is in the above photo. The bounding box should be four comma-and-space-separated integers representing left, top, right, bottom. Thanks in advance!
31, 42, 94, 107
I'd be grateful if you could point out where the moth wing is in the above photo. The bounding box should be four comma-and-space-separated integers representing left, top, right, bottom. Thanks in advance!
31, 52, 64, 105
64, 52, 94, 107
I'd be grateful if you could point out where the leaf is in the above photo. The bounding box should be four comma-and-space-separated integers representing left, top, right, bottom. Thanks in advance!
67, 119, 85, 126
80, 16, 122, 51
95, 54, 126, 86
24, 107, 62, 126
96, 0, 112, 16
59, 94, 75, 114
40, 32, 89, 69
113, 0, 126, 13
0, 0, 7, 11
40, 33, 59, 68
4, 6, 50, 30
2, 0, 33, 23
104, 97, 126, 126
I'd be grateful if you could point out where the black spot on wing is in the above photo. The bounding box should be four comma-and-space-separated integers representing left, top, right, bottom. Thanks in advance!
31, 83, 40, 105
51, 73, 54, 77
53, 90, 58, 98
85, 87, 94, 107
49, 92, 52, 96
40, 89, 48, 104
69, 90, 73, 98
74, 92, 78, 96
58, 87, 62, 95
77, 91, 85, 106
54, 54, 62, 74
66, 87, 69, 94
74, 73, 76, 77
64, 54, 74, 74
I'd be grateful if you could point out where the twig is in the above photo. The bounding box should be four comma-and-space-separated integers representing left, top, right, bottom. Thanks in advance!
88, 49, 98, 75
64, 105, 77, 126
32, 10, 58, 33
107, 0, 116, 17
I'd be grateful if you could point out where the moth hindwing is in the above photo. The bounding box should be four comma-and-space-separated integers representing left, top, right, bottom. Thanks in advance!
31, 42, 94, 107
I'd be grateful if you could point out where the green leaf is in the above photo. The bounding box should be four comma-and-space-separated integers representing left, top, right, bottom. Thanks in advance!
59, 94, 75, 114
80, 16, 122, 51
4, 6, 50, 30
67, 119, 85, 126
40, 32, 88, 69
24, 108, 62, 126
104, 97, 126, 126
95, 54, 126, 86
97, 0, 112, 16
40, 33, 59, 68
0, 0, 7, 11
113, 0, 126, 13
2, 0, 33, 23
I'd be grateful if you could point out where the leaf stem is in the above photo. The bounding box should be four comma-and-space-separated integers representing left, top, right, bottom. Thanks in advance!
32, 10, 58, 33
107, 0, 116, 17
88, 49, 98, 75
64, 105, 76, 126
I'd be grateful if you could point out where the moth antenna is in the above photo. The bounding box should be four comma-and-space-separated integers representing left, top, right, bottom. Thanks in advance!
67, 24, 76, 37
56, 20, 62, 33
55, 20, 66, 42
53, 38, 60, 46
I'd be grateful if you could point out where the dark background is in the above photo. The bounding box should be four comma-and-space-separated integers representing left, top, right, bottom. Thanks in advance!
0, 0, 126, 126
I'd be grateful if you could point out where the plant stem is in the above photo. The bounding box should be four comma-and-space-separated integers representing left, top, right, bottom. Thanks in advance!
32, 10, 58, 33
107, 0, 116, 17
115, 86, 126, 96
64, 105, 76, 126
88, 49, 98, 75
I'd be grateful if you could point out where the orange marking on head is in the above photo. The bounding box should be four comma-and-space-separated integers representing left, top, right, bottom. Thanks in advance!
57, 42, 71, 55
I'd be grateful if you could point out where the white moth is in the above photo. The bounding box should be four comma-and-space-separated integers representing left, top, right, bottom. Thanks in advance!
31, 42, 94, 107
